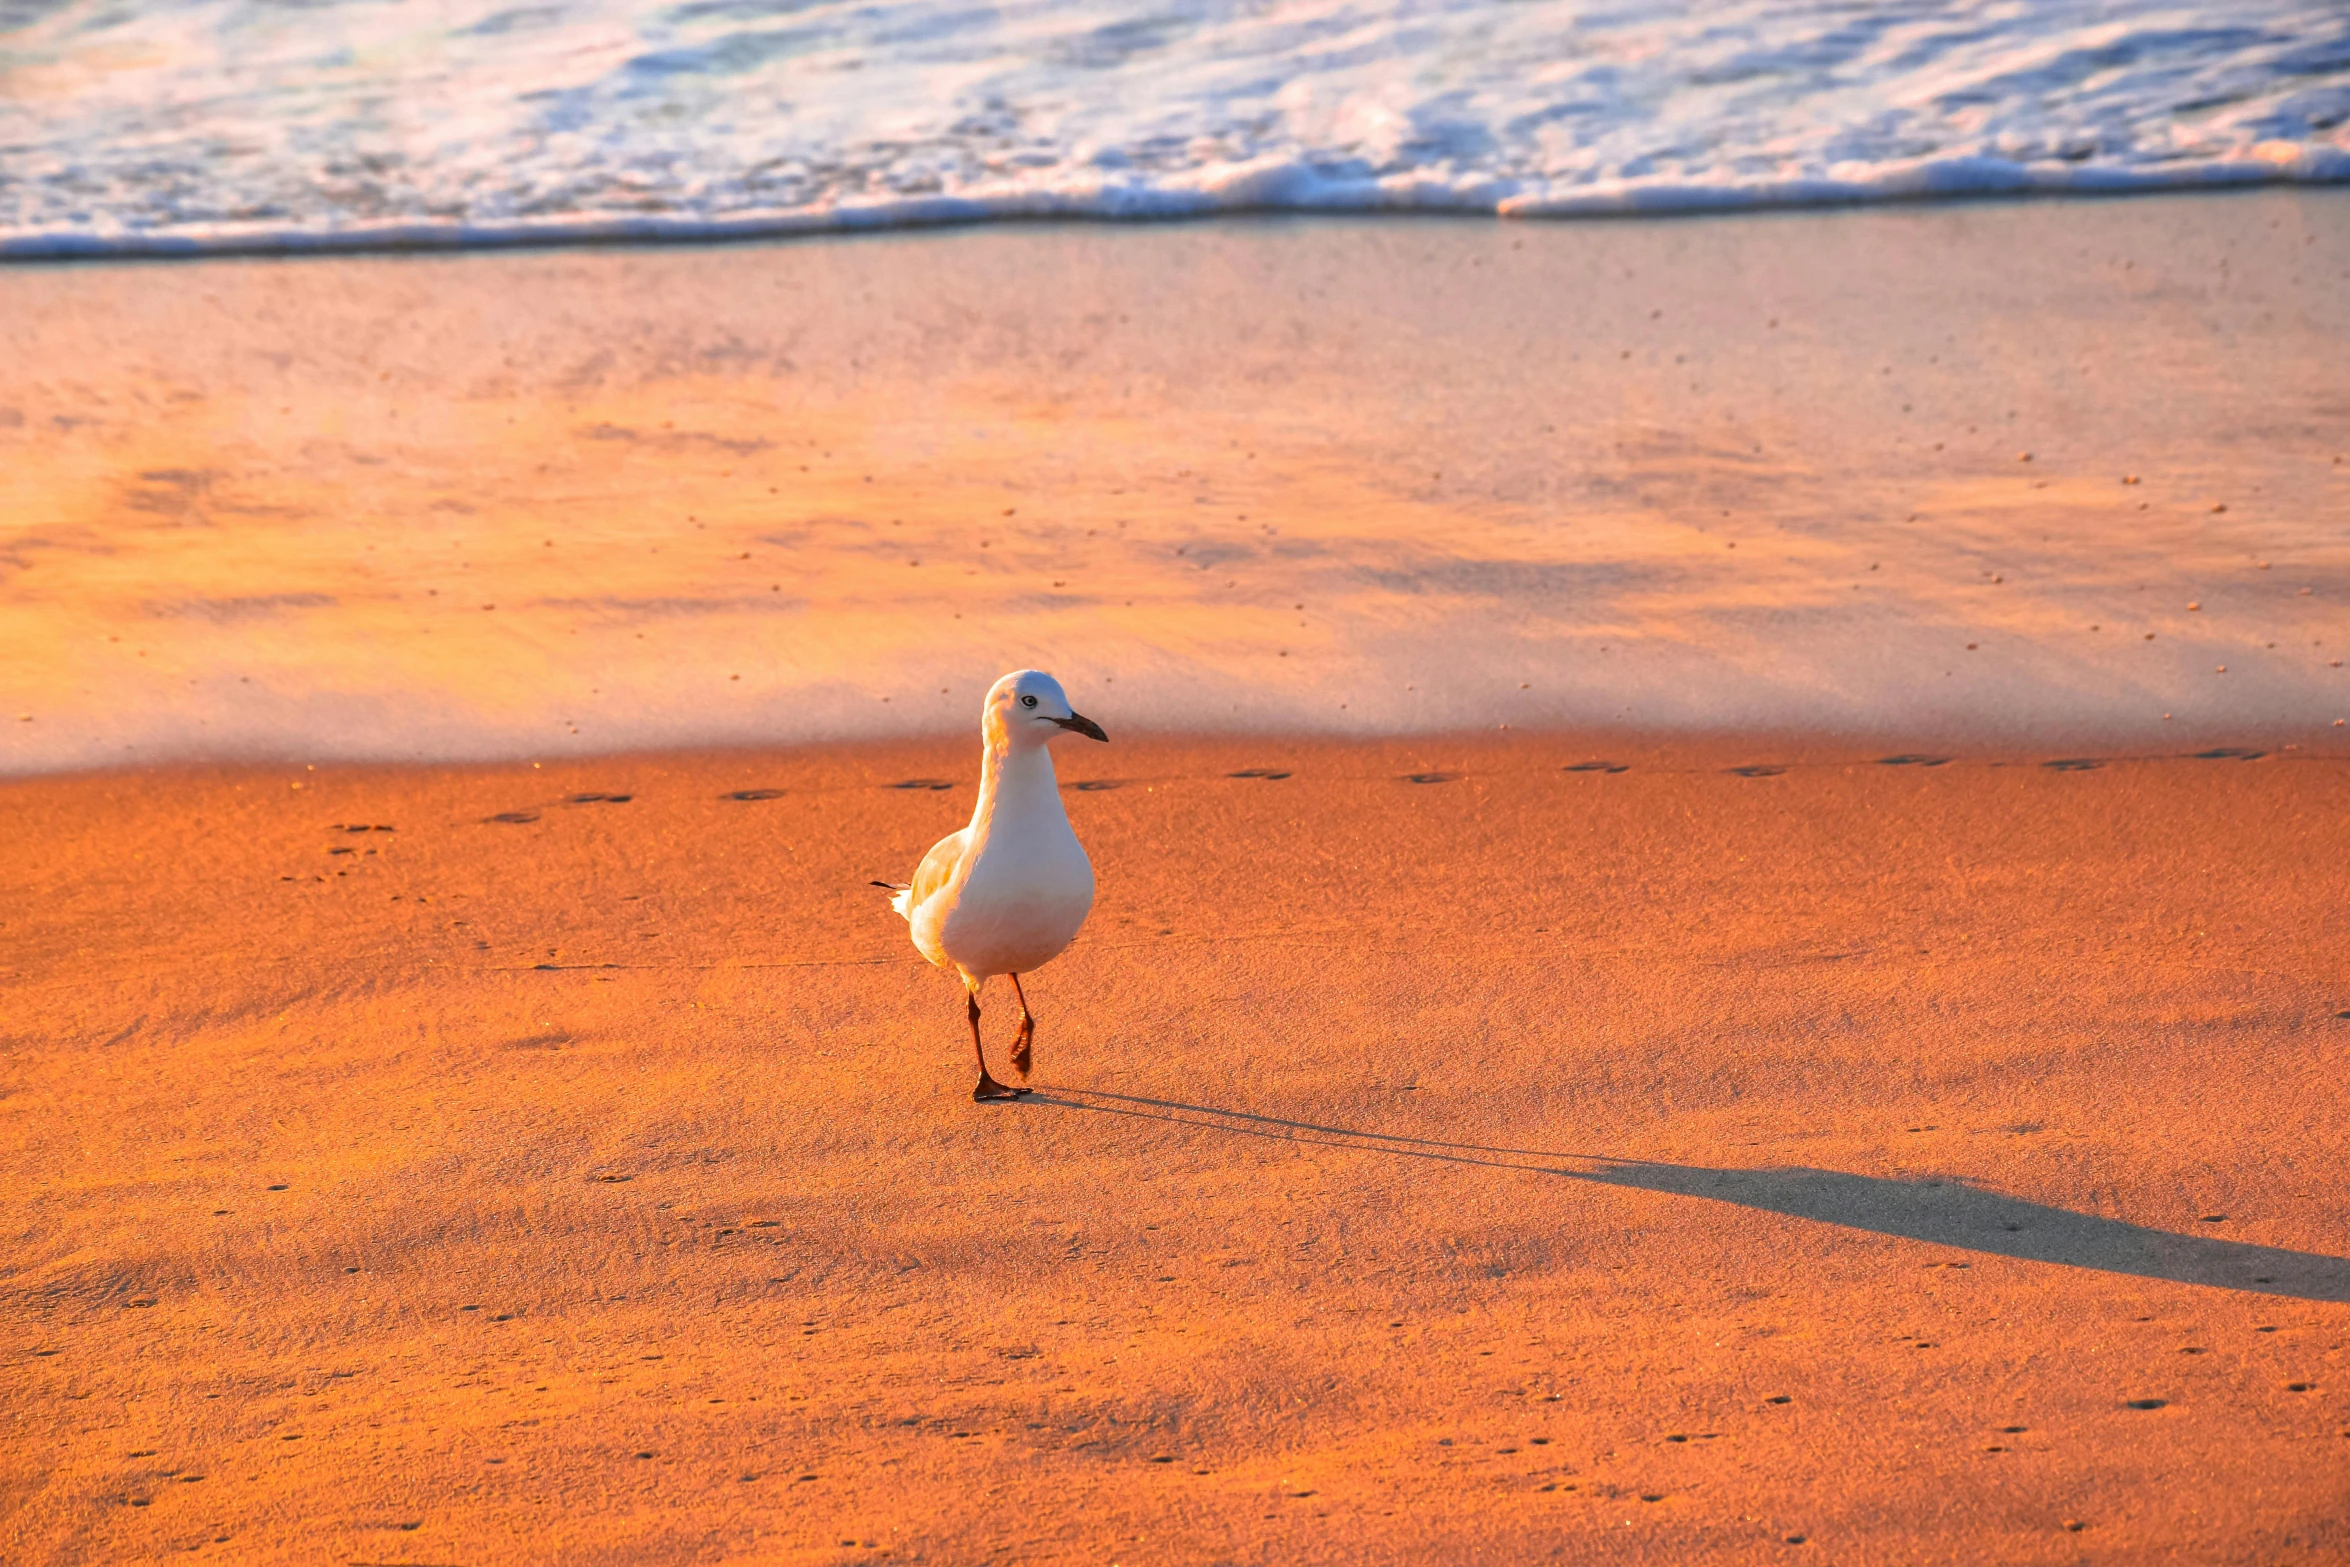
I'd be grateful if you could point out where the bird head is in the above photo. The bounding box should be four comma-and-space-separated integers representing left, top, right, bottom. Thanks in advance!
984, 669, 1108, 748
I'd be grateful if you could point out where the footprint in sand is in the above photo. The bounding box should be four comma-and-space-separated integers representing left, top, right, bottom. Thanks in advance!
1726, 764, 1786, 777
1404, 772, 1457, 784
484, 811, 540, 824
1068, 779, 1122, 791
890, 779, 955, 791
2124, 1398, 2167, 1410
2193, 747, 2265, 761
2042, 758, 2104, 771
725, 789, 785, 801
1877, 754, 1949, 767
568, 792, 631, 804
1564, 761, 1629, 773
1227, 768, 1291, 780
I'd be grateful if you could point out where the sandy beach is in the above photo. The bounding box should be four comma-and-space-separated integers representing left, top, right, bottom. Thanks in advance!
5, 192, 2346, 772
4, 733, 2347, 1564
5, 186, 2350, 1564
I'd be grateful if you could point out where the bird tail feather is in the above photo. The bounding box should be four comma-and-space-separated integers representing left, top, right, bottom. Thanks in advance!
870, 879, 913, 921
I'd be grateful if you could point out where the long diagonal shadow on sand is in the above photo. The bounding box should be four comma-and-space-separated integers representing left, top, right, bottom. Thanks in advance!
1028, 1089, 2350, 1304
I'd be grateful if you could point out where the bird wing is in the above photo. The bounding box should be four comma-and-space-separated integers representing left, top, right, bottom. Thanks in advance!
895, 827, 969, 921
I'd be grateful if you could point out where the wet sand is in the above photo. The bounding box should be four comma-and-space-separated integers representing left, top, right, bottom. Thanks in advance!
5, 191, 2348, 772
4, 735, 2347, 1564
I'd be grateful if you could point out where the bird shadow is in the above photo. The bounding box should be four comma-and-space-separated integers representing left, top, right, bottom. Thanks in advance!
1024, 1089, 2350, 1304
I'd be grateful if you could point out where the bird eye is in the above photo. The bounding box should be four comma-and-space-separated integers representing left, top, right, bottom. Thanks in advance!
1020, 694, 1039, 708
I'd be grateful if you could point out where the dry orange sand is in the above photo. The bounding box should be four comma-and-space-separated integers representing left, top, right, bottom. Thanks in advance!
4, 736, 2347, 1563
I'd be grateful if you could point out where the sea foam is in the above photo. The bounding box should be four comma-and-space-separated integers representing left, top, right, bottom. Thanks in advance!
2, 0, 2346, 257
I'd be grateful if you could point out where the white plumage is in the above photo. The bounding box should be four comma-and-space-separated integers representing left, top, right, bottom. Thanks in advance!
879, 669, 1107, 1100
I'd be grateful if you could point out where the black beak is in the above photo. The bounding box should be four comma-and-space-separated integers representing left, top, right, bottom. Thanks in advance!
1052, 712, 1109, 742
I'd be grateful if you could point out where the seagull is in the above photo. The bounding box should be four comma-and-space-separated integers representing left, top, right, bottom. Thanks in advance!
873, 670, 1108, 1100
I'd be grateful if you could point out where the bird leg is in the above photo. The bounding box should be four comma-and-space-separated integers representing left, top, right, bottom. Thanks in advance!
1007, 972, 1035, 1078
968, 987, 1025, 1102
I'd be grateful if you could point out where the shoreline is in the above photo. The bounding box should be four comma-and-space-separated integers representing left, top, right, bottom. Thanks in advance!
6, 177, 2346, 266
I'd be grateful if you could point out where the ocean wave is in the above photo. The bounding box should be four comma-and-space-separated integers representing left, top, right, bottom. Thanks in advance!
3, 0, 2347, 258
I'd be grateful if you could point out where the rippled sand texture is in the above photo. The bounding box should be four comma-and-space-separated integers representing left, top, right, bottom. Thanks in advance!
2, 739, 2346, 1563
4, 192, 2347, 772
